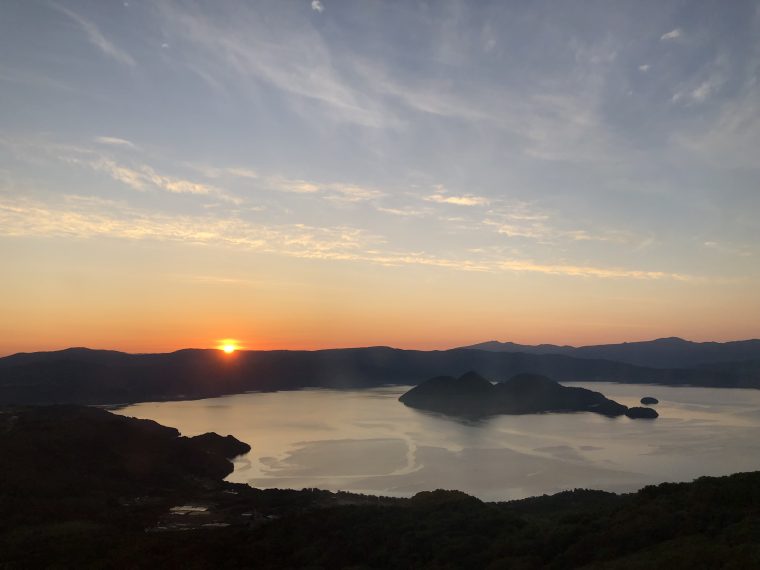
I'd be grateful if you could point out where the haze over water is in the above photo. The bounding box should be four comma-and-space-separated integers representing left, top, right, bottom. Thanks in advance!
117, 382, 760, 501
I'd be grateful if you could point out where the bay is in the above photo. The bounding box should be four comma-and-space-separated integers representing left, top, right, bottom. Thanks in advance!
116, 382, 760, 501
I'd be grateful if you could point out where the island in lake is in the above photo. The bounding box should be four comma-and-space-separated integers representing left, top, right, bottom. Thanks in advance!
400, 371, 659, 419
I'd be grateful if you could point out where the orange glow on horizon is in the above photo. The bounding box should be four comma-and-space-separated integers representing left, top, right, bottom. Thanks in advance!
217, 339, 241, 354
2, 250, 758, 358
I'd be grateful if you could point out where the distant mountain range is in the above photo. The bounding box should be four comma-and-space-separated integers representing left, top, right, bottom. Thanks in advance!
459, 337, 760, 369
1, 344, 759, 406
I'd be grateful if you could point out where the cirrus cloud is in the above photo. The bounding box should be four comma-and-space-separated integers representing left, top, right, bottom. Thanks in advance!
660, 28, 682, 41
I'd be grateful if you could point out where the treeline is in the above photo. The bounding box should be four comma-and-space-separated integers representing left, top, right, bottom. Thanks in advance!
4, 475, 760, 568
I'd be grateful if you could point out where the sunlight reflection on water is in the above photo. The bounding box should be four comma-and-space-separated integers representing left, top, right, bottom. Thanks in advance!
116, 382, 760, 501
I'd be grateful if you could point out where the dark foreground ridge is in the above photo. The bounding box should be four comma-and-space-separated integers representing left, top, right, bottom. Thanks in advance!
2, 345, 759, 406
399, 371, 659, 419
3, 405, 760, 568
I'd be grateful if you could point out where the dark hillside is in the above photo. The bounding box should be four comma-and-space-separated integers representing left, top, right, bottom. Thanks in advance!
0, 346, 754, 406
462, 337, 760, 369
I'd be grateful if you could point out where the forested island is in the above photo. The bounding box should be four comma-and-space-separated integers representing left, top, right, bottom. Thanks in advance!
399, 371, 659, 418
2, 405, 760, 568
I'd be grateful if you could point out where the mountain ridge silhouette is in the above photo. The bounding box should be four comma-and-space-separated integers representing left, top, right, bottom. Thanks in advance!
459, 337, 760, 368
1, 344, 759, 405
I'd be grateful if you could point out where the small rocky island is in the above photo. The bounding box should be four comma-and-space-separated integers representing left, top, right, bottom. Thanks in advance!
400, 371, 659, 419
640, 396, 659, 405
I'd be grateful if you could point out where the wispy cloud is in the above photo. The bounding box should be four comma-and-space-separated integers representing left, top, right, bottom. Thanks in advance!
520, 93, 615, 163
156, 1, 605, 146
325, 183, 385, 203
482, 203, 633, 245
266, 177, 321, 194
660, 28, 682, 41
704, 241, 753, 257
0, 195, 698, 282
266, 176, 384, 202
488, 222, 549, 240
151, 1, 630, 166
351, 58, 489, 122
159, 2, 386, 127
0, 135, 676, 271
671, 50, 732, 109
0, 195, 375, 257
4, 135, 390, 210
188, 165, 259, 180
223, 167, 258, 179
375, 206, 428, 217
485, 220, 625, 244
2, 137, 241, 204
673, 89, 760, 168
690, 81, 713, 102
51, 3, 136, 67
311, 1, 325, 14
426, 189, 488, 207
497, 259, 693, 281
94, 136, 136, 148
89, 158, 241, 202
672, 76, 724, 105
190, 165, 386, 202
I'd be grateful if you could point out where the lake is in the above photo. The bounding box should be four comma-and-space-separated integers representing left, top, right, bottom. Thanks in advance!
116, 382, 760, 501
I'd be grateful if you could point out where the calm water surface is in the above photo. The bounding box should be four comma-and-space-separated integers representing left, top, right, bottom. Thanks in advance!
116, 383, 760, 501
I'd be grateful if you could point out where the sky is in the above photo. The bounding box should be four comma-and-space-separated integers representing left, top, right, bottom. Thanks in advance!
1, 0, 759, 354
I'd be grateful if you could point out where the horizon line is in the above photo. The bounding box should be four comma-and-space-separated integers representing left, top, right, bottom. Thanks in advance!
3, 335, 760, 359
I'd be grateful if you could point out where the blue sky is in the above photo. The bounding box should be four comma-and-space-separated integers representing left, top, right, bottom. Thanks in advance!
1, 0, 758, 352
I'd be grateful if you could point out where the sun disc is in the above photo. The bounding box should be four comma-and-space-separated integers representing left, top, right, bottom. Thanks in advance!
222, 344, 236, 354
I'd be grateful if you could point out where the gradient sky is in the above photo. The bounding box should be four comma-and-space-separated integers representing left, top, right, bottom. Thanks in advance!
1, 0, 759, 355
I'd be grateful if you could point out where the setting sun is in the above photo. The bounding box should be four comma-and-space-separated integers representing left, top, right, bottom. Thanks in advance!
218, 339, 240, 354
